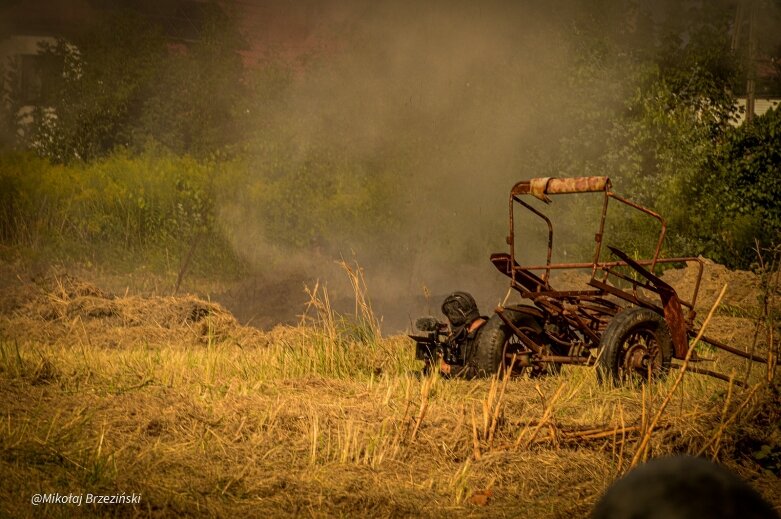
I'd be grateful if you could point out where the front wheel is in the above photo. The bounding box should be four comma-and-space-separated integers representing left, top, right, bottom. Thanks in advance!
597, 307, 673, 384
473, 309, 561, 378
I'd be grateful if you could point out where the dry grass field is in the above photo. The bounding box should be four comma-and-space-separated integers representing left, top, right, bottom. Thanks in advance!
1, 261, 780, 518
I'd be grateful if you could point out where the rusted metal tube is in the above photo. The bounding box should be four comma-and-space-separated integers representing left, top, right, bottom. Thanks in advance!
511, 176, 611, 196
495, 306, 544, 354
510, 257, 702, 271
538, 355, 592, 365
689, 260, 704, 317
696, 334, 769, 364
670, 364, 750, 387
593, 189, 610, 268
513, 197, 554, 285
607, 192, 667, 268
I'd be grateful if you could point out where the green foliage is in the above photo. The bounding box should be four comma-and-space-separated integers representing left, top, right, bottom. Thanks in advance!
1, 0, 777, 273
694, 107, 781, 267
8, 17, 165, 162
0, 144, 403, 277
2, 7, 248, 162
219, 141, 401, 262
0, 150, 241, 275
135, 5, 251, 158
547, 1, 779, 268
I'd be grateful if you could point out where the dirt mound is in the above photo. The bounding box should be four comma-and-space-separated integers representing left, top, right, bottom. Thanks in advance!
661, 258, 765, 313
0, 272, 264, 348
544, 259, 767, 314
549, 269, 594, 291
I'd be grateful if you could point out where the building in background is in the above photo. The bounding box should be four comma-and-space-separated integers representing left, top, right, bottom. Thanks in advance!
0, 0, 218, 108
733, 53, 781, 125
734, 96, 781, 125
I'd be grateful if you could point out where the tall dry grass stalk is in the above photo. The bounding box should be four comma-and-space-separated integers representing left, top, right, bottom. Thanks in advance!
629, 284, 728, 469
515, 382, 567, 449
756, 244, 780, 384
338, 259, 382, 342
3, 261, 780, 517
697, 382, 763, 459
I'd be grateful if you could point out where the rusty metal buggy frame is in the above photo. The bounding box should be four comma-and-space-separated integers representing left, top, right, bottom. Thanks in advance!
488, 176, 768, 382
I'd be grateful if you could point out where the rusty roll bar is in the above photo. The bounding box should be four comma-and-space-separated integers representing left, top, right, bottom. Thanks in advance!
511, 176, 612, 200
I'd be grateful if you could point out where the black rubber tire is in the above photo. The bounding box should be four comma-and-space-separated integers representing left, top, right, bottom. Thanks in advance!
597, 307, 673, 384
473, 309, 548, 378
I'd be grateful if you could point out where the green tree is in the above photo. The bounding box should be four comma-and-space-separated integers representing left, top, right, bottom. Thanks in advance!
2, 5, 250, 162
135, 3, 251, 158
696, 107, 781, 267
545, 1, 748, 261
6, 15, 165, 162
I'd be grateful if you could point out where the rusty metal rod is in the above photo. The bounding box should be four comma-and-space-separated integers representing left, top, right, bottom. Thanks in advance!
515, 197, 554, 284
538, 355, 593, 365
696, 334, 769, 364
670, 364, 749, 388
503, 353, 592, 366
526, 289, 602, 298
495, 307, 544, 354
504, 353, 532, 366
588, 279, 663, 314
608, 192, 666, 268
513, 256, 702, 271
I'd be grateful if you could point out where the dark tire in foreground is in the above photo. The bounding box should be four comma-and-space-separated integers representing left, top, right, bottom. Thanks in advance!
597, 307, 673, 384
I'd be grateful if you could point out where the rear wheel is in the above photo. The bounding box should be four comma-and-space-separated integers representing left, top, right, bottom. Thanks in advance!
597, 307, 673, 384
474, 309, 561, 378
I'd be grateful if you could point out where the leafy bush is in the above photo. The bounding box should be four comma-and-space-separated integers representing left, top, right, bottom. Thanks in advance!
0, 150, 241, 276
2, 8, 247, 163
694, 107, 781, 267
1, 1, 777, 274
544, 2, 778, 269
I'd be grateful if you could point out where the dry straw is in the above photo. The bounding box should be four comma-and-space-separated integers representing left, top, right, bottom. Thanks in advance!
1, 265, 779, 517
629, 284, 728, 469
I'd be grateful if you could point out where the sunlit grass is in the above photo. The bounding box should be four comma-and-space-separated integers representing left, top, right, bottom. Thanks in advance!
0, 263, 778, 517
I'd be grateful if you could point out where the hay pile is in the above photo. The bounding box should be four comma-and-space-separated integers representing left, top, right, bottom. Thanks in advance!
0, 272, 264, 348
1, 263, 780, 517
